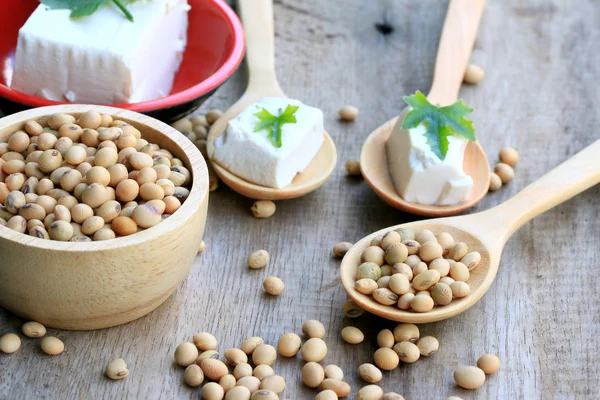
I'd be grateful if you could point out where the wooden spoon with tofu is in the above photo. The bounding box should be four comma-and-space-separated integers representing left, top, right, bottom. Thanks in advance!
206, 0, 337, 200
361, 0, 489, 216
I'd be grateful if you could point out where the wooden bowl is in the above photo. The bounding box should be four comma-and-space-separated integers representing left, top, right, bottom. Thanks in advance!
0, 105, 209, 330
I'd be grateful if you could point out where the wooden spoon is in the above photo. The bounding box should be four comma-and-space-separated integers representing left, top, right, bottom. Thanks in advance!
342, 139, 600, 323
361, 0, 489, 216
206, 0, 337, 200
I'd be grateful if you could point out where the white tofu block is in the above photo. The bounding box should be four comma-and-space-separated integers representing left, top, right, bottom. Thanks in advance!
212, 97, 325, 188
11, 0, 189, 104
386, 116, 473, 206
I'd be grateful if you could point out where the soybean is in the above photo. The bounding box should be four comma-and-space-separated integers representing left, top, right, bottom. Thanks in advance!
301, 338, 327, 362
339, 105, 359, 121
277, 333, 301, 357
202, 382, 225, 400
416, 336, 439, 356
40, 336, 64, 355
489, 173, 502, 191
430, 283, 453, 306
454, 365, 486, 389
302, 362, 325, 388
315, 390, 338, 400
302, 320, 325, 339
357, 385, 384, 400
494, 163, 514, 183
175, 342, 199, 367
259, 375, 285, 394
461, 251, 481, 271
377, 329, 394, 349
393, 323, 419, 343
220, 374, 237, 391
193, 332, 217, 351
393, 341, 420, 363
342, 299, 364, 318
340, 326, 364, 344
251, 390, 278, 400
410, 295, 434, 312
477, 354, 500, 374
450, 262, 470, 282
248, 250, 269, 269
200, 358, 229, 381
345, 160, 361, 176
252, 344, 277, 366
106, 358, 129, 380
21, 321, 46, 338
0, 333, 21, 354
499, 147, 519, 166
225, 348, 248, 366
236, 376, 261, 393
253, 365, 274, 380
374, 348, 399, 370
358, 363, 382, 383
323, 365, 344, 380
319, 379, 351, 397
240, 337, 264, 355
333, 242, 352, 257
383, 393, 406, 400
251, 200, 276, 218
263, 276, 284, 296
464, 64, 485, 84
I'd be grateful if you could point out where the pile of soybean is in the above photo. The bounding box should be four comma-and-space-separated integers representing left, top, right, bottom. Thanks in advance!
0, 321, 65, 356
0, 111, 192, 242
173, 332, 284, 399
353, 228, 482, 312
171, 319, 352, 400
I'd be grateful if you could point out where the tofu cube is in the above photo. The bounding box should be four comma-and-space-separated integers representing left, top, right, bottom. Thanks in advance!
212, 97, 325, 188
11, 0, 189, 104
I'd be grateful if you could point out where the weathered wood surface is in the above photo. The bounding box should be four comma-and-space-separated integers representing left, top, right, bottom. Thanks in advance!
1, 0, 599, 398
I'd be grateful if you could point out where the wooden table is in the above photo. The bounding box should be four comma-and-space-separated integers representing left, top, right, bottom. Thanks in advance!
1, 0, 599, 398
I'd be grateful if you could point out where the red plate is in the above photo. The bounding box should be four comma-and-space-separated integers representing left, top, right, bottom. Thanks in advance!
0, 0, 245, 121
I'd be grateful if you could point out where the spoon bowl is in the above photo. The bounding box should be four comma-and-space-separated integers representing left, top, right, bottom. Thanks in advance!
341, 219, 494, 323
206, 0, 337, 200
343, 139, 600, 323
207, 91, 337, 200
361, 114, 490, 217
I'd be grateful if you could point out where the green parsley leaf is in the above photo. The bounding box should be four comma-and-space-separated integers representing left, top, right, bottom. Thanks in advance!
39, 0, 135, 22
401, 90, 476, 160
253, 105, 300, 148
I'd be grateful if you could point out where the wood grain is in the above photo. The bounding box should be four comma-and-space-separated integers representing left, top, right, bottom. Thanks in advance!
1, 0, 599, 399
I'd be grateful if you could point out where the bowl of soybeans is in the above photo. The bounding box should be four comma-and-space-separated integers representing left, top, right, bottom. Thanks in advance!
340, 223, 490, 323
0, 105, 209, 330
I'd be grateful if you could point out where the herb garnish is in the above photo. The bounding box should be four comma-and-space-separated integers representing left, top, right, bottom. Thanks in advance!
253, 105, 299, 148
401, 91, 476, 160
40, 0, 136, 22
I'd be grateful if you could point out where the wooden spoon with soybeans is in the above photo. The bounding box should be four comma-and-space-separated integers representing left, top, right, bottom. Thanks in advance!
206, 0, 337, 200
342, 140, 600, 323
361, 0, 489, 217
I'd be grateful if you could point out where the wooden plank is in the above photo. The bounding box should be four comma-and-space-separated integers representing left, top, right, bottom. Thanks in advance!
1, 0, 599, 398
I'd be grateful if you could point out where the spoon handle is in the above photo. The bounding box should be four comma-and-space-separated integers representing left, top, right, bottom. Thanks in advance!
491, 140, 600, 239
428, 0, 485, 106
238, 0, 281, 90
